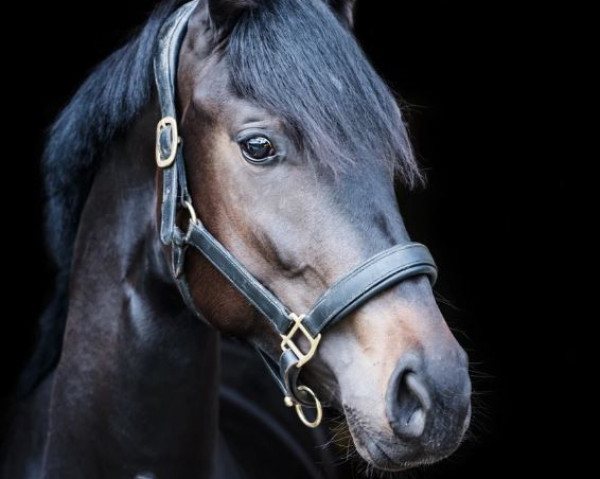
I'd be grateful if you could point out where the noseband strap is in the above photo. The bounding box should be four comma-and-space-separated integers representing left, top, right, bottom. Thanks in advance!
154, 1, 438, 428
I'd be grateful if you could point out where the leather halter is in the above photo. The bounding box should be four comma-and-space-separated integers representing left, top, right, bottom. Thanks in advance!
154, 1, 437, 428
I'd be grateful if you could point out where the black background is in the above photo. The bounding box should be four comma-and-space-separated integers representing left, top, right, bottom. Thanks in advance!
4, 1, 577, 477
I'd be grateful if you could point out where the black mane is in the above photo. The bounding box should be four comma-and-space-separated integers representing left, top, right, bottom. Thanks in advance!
44, 0, 188, 270
20, 0, 188, 395
228, 0, 421, 183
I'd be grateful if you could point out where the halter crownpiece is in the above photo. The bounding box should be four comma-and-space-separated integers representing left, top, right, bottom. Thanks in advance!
154, 0, 437, 428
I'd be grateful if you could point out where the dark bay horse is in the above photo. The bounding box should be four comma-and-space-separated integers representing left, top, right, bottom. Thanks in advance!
2, 0, 471, 477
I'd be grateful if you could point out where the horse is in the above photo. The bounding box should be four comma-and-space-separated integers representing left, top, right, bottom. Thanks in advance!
1, 0, 471, 477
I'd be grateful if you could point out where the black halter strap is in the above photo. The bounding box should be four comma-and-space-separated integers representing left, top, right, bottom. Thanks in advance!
153, 1, 438, 428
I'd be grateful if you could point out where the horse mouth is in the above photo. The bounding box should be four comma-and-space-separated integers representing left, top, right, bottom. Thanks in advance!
348, 416, 466, 472
364, 440, 413, 472
341, 406, 407, 471
342, 405, 449, 472
349, 429, 416, 472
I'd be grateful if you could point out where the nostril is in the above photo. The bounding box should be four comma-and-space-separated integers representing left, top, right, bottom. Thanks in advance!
387, 368, 431, 440
398, 372, 430, 427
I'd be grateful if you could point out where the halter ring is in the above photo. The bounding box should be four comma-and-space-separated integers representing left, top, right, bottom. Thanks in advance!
183, 200, 198, 225
285, 385, 323, 428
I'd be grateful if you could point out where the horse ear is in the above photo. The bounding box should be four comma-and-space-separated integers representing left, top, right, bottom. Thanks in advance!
207, 0, 256, 31
326, 0, 357, 28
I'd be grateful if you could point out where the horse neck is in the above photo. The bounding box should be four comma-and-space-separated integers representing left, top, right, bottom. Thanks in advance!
42, 106, 220, 478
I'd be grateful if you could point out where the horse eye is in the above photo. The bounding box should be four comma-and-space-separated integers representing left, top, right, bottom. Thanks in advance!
241, 136, 276, 163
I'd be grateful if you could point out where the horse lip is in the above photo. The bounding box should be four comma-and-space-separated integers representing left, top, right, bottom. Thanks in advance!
365, 439, 412, 472
346, 419, 414, 472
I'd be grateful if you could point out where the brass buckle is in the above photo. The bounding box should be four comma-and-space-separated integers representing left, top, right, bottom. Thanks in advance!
281, 314, 324, 427
156, 117, 179, 168
285, 385, 323, 428
280, 313, 322, 368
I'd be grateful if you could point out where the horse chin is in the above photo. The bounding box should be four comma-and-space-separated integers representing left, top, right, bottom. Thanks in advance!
343, 408, 456, 473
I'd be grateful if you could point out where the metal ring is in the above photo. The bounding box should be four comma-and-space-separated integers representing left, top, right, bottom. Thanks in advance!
183, 200, 198, 225
293, 385, 323, 428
